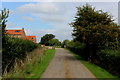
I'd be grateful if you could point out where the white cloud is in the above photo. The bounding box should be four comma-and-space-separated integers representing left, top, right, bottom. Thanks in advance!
35, 28, 72, 42
6, 22, 15, 27
16, 2, 65, 14
22, 16, 33, 22
90, 2, 118, 23
9, 9, 15, 15
16, 2, 68, 23
6, 22, 21, 29
25, 29, 32, 35
10, 2, 118, 42
2, 0, 119, 2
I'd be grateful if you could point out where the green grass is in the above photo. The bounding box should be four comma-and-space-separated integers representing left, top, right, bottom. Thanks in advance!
55, 46, 62, 48
30, 49, 55, 78
46, 46, 62, 48
66, 49, 118, 78
5, 49, 55, 78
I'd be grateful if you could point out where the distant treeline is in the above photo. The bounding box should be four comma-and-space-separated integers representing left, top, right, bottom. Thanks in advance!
39, 34, 61, 46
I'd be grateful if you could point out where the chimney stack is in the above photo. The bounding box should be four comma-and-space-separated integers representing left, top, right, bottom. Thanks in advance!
22, 28, 24, 31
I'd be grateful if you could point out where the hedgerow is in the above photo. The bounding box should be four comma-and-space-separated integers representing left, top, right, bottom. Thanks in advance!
66, 41, 120, 77
97, 49, 120, 76
2, 36, 39, 73
66, 41, 86, 55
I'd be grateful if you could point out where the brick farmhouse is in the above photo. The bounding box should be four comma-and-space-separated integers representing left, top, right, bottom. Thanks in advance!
5, 28, 36, 43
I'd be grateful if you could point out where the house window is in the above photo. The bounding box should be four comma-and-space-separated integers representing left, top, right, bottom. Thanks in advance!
32, 37, 34, 39
15, 30, 20, 32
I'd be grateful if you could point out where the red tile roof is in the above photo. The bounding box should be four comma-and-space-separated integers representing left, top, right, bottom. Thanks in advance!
25, 36, 36, 42
5, 30, 23, 35
5, 28, 36, 43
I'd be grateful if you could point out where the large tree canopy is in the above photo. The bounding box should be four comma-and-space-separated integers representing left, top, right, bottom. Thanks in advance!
40, 34, 55, 46
62, 39, 70, 48
70, 4, 120, 60
48, 39, 61, 46
70, 4, 119, 49
70, 4, 113, 28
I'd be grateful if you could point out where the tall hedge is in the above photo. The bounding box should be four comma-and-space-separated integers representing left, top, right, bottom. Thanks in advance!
97, 49, 120, 77
66, 41, 86, 56
66, 41, 120, 77
2, 36, 39, 73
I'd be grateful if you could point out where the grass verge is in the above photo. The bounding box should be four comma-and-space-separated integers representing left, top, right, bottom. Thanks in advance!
4, 48, 55, 78
66, 49, 118, 78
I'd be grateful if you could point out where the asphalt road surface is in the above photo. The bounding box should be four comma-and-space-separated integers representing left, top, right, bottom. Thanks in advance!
41, 48, 96, 78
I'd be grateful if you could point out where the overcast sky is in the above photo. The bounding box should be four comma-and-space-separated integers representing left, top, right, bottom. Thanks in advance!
2, 2, 118, 43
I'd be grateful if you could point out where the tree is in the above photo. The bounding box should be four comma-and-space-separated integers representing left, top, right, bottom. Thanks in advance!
1, 8, 9, 53
70, 4, 114, 42
0, 8, 9, 36
1, 8, 9, 50
70, 4, 120, 61
40, 34, 55, 46
0, 8, 9, 51
48, 39, 61, 46
62, 39, 70, 48
66, 40, 86, 54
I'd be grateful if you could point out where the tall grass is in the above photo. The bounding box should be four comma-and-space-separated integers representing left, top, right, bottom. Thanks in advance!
2, 36, 39, 74
3, 47, 55, 78
3, 47, 45, 78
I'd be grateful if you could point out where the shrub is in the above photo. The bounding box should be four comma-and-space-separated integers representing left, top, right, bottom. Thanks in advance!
97, 49, 120, 77
2, 36, 39, 73
66, 41, 86, 55
66, 40, 120, 77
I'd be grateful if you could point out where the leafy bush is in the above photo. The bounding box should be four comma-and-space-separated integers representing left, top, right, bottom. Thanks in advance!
48, 39, 61, 46
97, 49, 120, 77
2, 36, 39, 73
40, 34, 55, 46
67, 41, 120, 77
66, 41, 86, 55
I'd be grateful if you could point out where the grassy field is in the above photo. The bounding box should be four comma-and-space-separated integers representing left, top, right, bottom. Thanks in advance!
4, 48, 55, 78
66, 49, 118, 78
